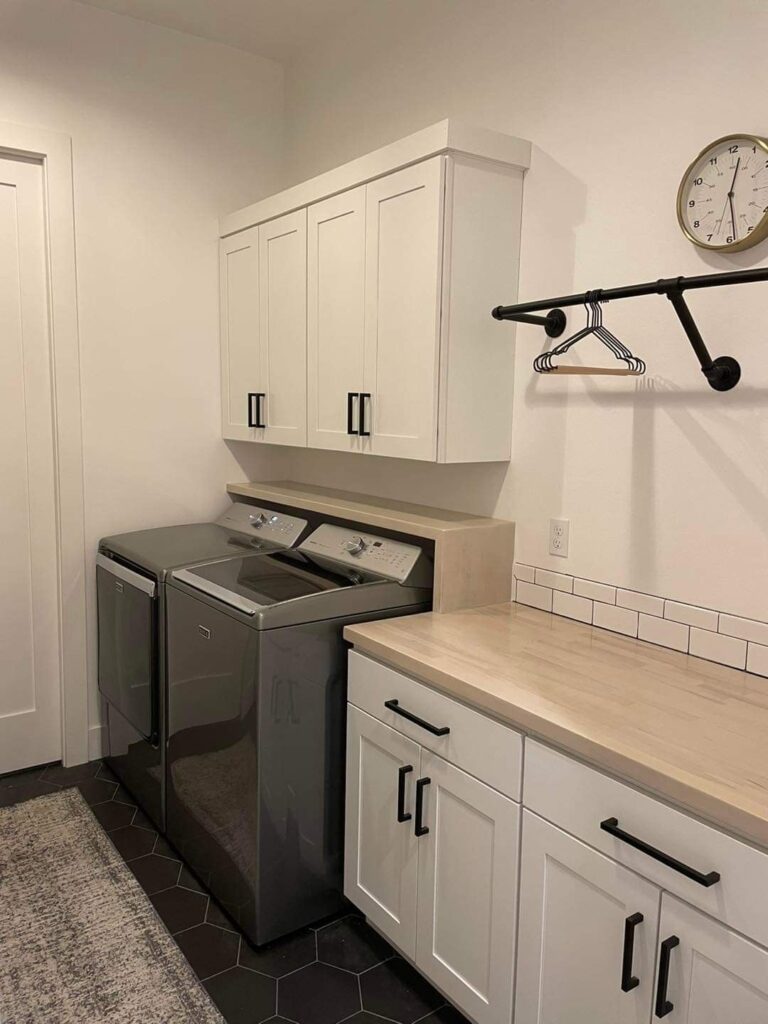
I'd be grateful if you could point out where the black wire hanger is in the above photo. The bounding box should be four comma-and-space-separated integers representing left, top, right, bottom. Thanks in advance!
533, 290, 646, 376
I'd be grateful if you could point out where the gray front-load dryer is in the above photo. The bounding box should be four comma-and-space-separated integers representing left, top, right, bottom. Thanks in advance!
96, 503, 307, 830
165, 523, 433, 946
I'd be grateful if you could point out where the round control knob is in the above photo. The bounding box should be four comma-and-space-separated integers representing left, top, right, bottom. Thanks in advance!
250, 513, 268, 529
344, 536, 367, 556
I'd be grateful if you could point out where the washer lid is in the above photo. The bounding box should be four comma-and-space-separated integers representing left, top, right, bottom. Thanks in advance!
171, 550, 376, 616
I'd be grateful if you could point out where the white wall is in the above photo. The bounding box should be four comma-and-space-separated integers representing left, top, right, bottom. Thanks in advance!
283, 0, 768, 621
0, 0, 291, 737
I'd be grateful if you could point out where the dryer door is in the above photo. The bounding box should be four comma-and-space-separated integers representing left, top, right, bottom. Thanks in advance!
96, 553, 157, 741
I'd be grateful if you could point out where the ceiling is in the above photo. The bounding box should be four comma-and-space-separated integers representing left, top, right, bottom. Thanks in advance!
75, 0, 370, 61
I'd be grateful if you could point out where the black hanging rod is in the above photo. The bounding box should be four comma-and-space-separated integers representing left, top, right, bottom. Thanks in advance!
492, 267, 768, 391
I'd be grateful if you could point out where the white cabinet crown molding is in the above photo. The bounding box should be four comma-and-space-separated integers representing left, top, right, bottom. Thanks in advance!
220, 119, 532, 237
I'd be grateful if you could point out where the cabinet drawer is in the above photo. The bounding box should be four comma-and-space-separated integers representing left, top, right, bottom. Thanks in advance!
348, 651, 522, 799
525, 740, 768, 949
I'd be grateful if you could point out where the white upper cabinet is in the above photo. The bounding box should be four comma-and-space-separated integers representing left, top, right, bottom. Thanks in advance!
220, 121, 530, 462
307, 187, 366, 453
220, 211, 307, 445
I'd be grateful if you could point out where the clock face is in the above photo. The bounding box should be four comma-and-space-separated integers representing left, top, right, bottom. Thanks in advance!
677, 135, 768, 252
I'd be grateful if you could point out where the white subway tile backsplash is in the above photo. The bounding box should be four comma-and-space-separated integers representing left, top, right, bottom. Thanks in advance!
513, 562, 535, 583
553, 590, 593, 624
747, 643, 768, 678
574, 579, 616, 604
638, 614, 689, 653
689, 628, 747, 670
718, 614, 768, 647
617, 589, 665, 617
593, 602, 638, 638
664, 601, 718, 632
535, 568, 573, 593
516, 580, 553, 613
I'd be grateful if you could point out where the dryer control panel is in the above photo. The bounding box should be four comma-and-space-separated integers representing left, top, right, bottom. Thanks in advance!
216, 503, 307, 548
299, 524, 428, 585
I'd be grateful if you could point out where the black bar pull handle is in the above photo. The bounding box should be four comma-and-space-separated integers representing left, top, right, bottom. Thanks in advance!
347, 392, 359, 435
415, 776, 430, 837
621, 912, 643, 992
397, 765, 413, 823
600, 818, 720, 888
654, 935, 679, 1018
248, 392, 266, 429
384, 699, 450, 737
359, 393, 371, 437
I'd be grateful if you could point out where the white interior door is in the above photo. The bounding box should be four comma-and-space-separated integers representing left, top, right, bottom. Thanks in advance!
220, 226, 261, 441
258, 209, 307, 446
307, 187, 366, 452
344, 705, 421, 958
656, 894, 768, 1022
0, 154, 61, 772
415, 751, 520, 1024
515, 810, 661, 1024
363, 157, 444, 461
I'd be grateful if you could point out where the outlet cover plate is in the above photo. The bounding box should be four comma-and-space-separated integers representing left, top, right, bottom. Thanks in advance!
549, 518, 570, 558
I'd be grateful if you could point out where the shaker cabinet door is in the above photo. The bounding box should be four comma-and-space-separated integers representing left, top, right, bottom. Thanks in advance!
516, 810, 661, 1024
415, 751, 520, 1024
344, 705, 421, 959
220, 227, 261, 441
307, 187, 367, 452
363, 157, 444, 461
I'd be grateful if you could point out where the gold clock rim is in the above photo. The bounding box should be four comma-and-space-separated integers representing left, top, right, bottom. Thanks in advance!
676, 133, 768, 253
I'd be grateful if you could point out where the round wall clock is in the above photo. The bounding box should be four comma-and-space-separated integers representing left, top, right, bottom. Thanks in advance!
677, 134, 768, 252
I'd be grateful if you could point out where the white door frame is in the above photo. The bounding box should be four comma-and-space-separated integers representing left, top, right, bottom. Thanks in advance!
1, 121, 88, 767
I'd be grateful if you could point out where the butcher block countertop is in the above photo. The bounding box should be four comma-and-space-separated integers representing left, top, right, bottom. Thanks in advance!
344, 602, 768, 850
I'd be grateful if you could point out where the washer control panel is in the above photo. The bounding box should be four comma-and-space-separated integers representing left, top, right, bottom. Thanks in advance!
299, 524, 424, 583
216, 503, 307, 548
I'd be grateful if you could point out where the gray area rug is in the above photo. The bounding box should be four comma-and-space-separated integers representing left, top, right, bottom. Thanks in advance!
0, 787, 224, 1024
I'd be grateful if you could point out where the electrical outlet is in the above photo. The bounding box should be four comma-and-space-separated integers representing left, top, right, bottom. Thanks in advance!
549, 518, 570, 558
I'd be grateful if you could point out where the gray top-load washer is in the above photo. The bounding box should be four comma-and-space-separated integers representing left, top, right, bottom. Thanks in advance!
96, 503, 308, 829
165, 523, 433, 946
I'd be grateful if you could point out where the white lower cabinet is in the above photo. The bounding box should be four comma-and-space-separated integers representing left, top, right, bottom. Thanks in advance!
344, 702, 520, 1024
515, 810, 661, 1024
656, 894, 768, 1022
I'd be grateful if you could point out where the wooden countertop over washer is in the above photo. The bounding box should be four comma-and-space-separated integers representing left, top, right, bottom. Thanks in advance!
227, 480, 514, 613
344, 602, 768, 850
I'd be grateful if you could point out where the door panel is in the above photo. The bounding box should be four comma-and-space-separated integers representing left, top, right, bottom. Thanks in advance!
220, 226, 260, 440
344, 705, 421, 957
416, 752, 519, 1024
656, 895, 768, 1022
307, 187, 366, 452
0, 155, 61, 771
259, 210, 307, 446
364, 157, 444, 460
516, 810, 661, 1024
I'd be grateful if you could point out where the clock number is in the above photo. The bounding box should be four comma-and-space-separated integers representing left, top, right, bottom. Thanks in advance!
726, 236, 734, 244
694, 177, 703, 185
709, 157, 718, 165
688, 200, 695, 208
707, 234, 713, 241
728, 145, 739, 154
693, 220, 700, 228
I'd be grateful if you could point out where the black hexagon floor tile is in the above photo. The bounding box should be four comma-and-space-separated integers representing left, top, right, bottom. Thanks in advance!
0, 777, 60, 807
317, 915, 392, 973
90, 799, 136, 831
419, 1005, 471, 1024
128, 853, 182, 895
279, 962, 360, 1024
207, 898, 238, 932
72, 777, 118, 806
40, 760, 101, 786
176, 923, 241, 980
178, 863, 207, 893
109, 824, 158, 861
240, 928, 317, 978
204, 966, 276, 1024
360, 958, 444, 1024
150, 886, 209, 934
